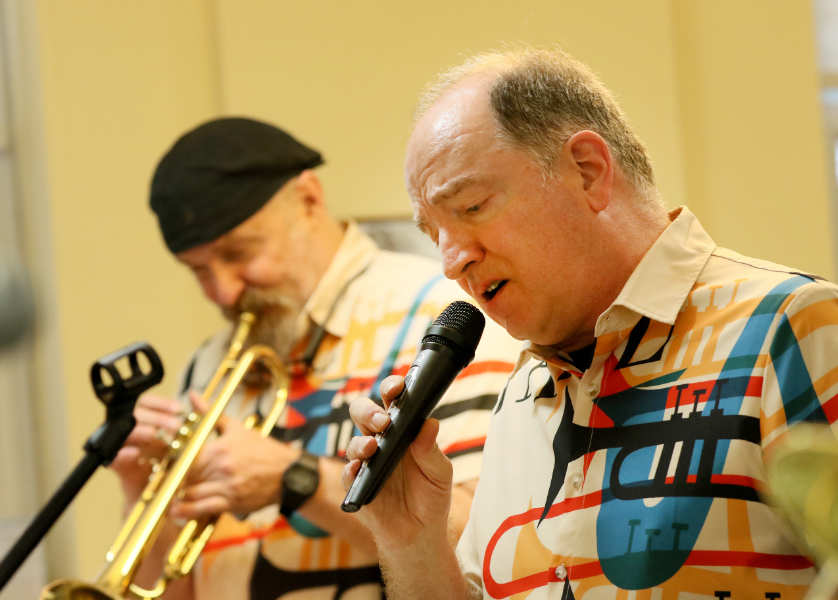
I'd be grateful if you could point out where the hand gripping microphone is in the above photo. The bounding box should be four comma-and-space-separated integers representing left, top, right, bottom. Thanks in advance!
341, 300, 485, 512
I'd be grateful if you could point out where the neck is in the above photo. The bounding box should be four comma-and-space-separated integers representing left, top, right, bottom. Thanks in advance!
579, 190, 669, 343
306, 217, 347, 290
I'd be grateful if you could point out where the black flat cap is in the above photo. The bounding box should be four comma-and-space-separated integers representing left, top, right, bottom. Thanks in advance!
150, 117, 323, 253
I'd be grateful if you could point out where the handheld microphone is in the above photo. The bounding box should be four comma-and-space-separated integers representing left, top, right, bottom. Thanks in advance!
341, 300, 485, 512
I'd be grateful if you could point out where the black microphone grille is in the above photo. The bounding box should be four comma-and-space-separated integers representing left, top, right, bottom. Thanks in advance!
423, 300, 485, 354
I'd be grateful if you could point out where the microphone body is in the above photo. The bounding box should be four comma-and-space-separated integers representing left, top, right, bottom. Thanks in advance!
342, 301, 485, 512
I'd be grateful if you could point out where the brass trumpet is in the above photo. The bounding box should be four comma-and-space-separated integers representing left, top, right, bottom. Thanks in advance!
42, 312, 289, 599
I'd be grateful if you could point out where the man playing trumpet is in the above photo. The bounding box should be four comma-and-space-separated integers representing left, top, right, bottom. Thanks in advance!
111, 117, 518, 599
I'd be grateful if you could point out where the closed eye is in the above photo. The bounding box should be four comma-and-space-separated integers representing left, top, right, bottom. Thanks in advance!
414, 221, 439, 247
464, 200, 486, 214
219, 247, 252, 263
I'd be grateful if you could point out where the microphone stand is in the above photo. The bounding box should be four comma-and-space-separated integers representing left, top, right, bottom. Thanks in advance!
0, 342, 164, 592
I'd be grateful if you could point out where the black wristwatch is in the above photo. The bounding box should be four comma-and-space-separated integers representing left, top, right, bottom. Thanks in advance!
280, 450, 320, 518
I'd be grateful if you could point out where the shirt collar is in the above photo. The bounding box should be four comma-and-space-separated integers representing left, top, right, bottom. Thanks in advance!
302, 220, 378, 338
604, 206, 715, 329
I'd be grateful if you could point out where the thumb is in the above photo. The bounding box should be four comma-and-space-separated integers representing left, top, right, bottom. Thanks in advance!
412, 418, 440, 456
189, 391, 232, 433
189, 390, 209, 414
410, 418, 451, 486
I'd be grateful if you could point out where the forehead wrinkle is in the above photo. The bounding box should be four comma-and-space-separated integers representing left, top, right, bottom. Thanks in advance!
427, 174, 480, 206
412, 128, 486, 207
408, 78, 496, 212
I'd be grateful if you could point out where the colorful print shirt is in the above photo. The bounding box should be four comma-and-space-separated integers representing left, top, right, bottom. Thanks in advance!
180, 222, 518, 599
457, 207, 838, 599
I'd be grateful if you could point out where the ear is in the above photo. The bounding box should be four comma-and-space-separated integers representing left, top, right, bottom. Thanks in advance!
564, 130, 613, 212
294, 169, 325, 213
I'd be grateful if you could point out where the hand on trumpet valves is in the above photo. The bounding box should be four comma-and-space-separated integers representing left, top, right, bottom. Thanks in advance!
110, 393, 185, 506
168, 391, 300, 521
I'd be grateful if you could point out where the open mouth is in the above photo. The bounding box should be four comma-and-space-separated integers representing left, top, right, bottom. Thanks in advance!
483, 280, 507, 301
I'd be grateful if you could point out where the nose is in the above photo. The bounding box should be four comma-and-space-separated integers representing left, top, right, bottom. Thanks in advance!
205, 264, 246, 309
439, 228, 482, 280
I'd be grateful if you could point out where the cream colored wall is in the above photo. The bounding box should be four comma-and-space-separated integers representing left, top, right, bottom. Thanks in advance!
214, 0, 687, 219
673, 0, 834, 279
18, 0, 833, 584
31, 0, 226, 580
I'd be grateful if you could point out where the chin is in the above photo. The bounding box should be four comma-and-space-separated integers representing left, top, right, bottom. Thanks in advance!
508, 318, 567, 346
493, 316, 537, 343
505, 328, 529, 342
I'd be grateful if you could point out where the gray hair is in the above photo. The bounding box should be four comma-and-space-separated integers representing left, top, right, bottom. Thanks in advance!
415, 47, 656, 192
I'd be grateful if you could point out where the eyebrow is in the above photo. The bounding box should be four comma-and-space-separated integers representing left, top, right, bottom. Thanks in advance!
412, 210, 428, 232
413, 219, 428, 236
218, 233, 262, 250
427, 175, 480, 206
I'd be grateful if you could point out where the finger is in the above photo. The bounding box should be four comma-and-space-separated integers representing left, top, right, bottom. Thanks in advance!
189, 391, 209, 415
378, 375, 405, 408
123, 422, 171, 451
123, 423, 157, 446
134, 406, 183, 434
187, 446, 216, 484
111, 445, 143, 474
137, 394, 183, 415
189, 433, 238, 482
171, 496, 229, 520
179, 480, 229, 502
342, 459, 362, 491
345, 434, 379, 462
110, 447, 155, 496
189, 391, 233, 433
348, 397, 390, 436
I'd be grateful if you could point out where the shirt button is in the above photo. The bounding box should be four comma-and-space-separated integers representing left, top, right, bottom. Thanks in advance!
570, 473, 584, 490
554, 564, 567, 580
586, 381, 599, 396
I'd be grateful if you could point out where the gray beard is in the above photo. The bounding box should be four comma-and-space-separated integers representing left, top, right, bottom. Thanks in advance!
224, 287, 306, 362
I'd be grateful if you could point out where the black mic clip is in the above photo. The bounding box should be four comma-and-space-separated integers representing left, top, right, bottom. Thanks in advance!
85, 342, 164, 465
0, 341, 164, 592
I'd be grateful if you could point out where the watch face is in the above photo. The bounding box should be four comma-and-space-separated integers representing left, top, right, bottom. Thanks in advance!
285, 463, 319, 495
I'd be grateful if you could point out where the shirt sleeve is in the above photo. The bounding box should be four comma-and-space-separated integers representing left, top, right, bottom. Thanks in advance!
456, 511, 485, 597
761, 278, 838, 449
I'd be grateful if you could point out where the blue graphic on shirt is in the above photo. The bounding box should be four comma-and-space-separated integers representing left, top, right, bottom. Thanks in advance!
534, 276, 816, 589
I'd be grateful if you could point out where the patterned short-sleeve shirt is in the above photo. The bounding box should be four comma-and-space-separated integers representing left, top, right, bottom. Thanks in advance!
457, 207, 838, 599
